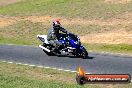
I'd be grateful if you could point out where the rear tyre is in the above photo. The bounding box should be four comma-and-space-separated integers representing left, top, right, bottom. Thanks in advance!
42, 43, 55, 56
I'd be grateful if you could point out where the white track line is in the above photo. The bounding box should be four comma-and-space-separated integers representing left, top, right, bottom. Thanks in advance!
16, 62, 22, 65
23, 64, 28, 66
6, 44, 38, 47
1, 61, 77, 73
37, 66, 44, 68
8, 62, 13, 63
1, 60, 132, 82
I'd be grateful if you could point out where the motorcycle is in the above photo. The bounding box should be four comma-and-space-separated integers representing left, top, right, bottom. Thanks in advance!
37, 33, 88, 59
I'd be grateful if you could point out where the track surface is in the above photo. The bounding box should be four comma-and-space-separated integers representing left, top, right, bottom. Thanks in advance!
0, 45, 132, 75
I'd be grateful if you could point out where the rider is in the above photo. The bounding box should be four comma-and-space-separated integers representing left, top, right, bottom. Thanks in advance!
47, 20, 69, 53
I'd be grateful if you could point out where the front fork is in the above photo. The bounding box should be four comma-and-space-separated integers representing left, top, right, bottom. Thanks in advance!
73, 46, 85, 56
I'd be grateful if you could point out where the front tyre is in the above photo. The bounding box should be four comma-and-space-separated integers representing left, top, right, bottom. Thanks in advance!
81, 47, 88, 59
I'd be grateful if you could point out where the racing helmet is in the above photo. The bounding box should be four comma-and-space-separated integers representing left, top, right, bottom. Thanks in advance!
53, 20, 61, 29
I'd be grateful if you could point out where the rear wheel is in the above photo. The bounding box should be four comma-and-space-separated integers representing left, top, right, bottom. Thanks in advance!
42, 43, 55, 56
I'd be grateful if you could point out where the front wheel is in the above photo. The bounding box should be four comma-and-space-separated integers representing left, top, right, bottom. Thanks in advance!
81, 47, 88, 59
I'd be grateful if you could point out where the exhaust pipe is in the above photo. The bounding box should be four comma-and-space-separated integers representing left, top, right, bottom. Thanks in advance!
39, 45, 50, 52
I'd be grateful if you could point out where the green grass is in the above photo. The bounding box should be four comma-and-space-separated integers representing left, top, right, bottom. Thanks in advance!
0, 61, 103, 88
0, 21, 47, 45
0, 0, 132, 19
84, 43, 132, 54
1, 75, 87, 88
0, 61, 132, 88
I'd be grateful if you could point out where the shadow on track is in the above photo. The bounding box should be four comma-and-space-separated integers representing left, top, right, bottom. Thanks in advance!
87, 56, 94, 59
55, 54, 94, 59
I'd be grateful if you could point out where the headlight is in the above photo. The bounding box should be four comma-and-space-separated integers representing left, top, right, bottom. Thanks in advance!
74, 41, 81, 45
77, 36, 80, 40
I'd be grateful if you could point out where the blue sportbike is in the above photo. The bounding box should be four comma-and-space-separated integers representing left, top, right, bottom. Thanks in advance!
37, 33, 88, 59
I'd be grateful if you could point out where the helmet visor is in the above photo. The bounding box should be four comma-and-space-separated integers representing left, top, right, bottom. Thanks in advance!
54, 25, 60, 29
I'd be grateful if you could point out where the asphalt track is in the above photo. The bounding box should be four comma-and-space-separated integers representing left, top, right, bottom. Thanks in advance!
0, 45, 132, 75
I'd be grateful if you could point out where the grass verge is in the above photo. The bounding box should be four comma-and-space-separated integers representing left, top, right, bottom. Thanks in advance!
0, 61, 132, 88
84, 43, 132, 55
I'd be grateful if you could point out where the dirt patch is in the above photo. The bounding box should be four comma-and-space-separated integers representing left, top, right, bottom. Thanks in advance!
80, 30, 132, 44
0, 17, 17, 27
104, 0, 132, 4
0, 0, 23, 7
0, 16, 53, 28
22, 15, 132, 26
0, 14, 132, 27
